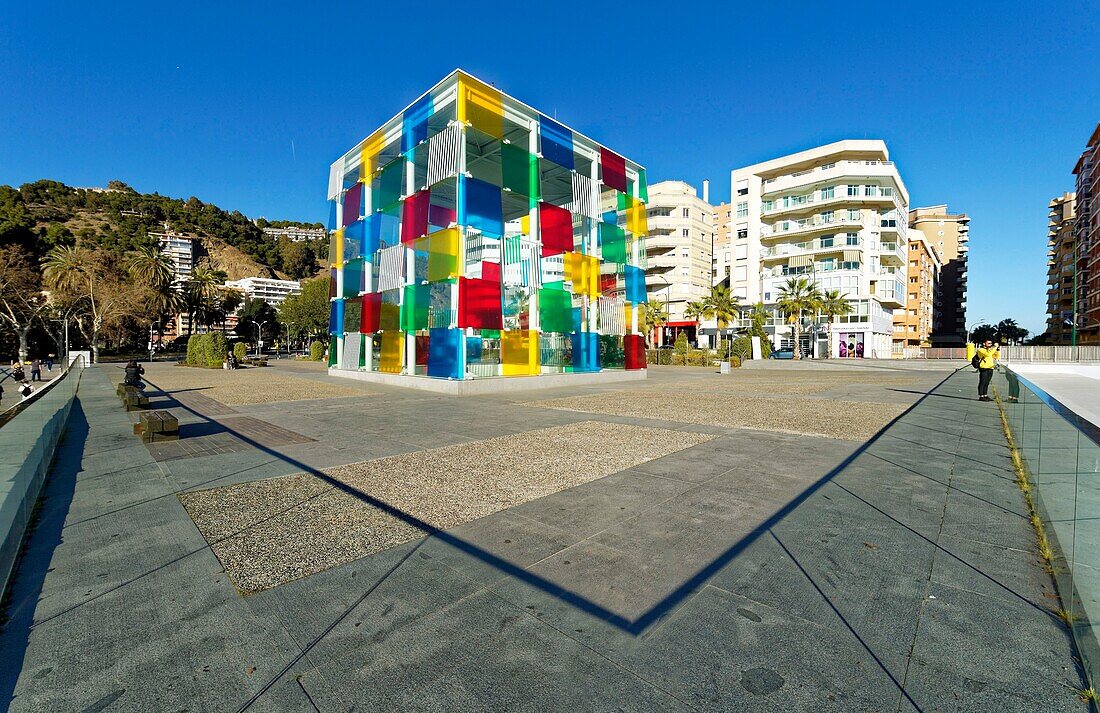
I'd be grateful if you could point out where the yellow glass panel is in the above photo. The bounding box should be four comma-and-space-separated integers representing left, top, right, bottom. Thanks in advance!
583, 255, 598, 298
626, 196, 648, 237
624, 303, 633, 333
427, 227, 461, 281
331, 227, 344, 266
520, 214, 530, 235
458, 74, 503, 139
502, 329, 539, 376
380, 331, 404, 373
359, 131, 385, 181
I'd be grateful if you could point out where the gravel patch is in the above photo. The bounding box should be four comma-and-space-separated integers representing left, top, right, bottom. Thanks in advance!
659, 371, 918, 395
529, 391, 906, 440
140, 366, 365, 405
178, 421, 715, 592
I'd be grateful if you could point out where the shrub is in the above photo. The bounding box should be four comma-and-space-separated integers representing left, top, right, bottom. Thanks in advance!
204, 332, 228, 368
309, 340, 324, 361
186, 334, 203, 365
233, 342, 248, 362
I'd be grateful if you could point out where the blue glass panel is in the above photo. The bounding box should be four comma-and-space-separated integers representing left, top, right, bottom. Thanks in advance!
460, 175, 504, 237
625, 264, 647, 304
344, 220, 364, 260
539, 115, 574, 170
328, 299, 344, 334
428, 327, 463, 379
402, 93, 434, 153
466, 336, 483, 361
572, 307, 583, 334
376, 204, 401, 248
571, 332, 599, 372
327, 201, 338, 231
359, 214, 381, 259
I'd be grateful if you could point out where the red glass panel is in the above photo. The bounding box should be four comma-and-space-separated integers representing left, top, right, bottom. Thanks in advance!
360, 292, 381, 333
624, 334, 645, 370
539, 202, 573, 256
600, 148, 628, 193
458, 276, 503, 329
401, 190, 431, 244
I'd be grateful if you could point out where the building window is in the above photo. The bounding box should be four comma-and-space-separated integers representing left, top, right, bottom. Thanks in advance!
736, 202, 748, 217
821, 162, 836, 169
820, 236, 834, 248
882, 187, 894, 196
865, 185, 876, 196
682, 207, 690, 218
762, 199, 774, 212
737, 187, 748, 196
736, 227, 748, 240
682, 229, 689, 237
847, 185, 859, 196
821, 210, 834, 224
848, 209, 860, 221
821, 186, 835, 199
846, 233, 859, 245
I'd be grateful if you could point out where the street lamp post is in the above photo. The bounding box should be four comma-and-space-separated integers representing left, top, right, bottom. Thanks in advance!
285, 322, 296, 359
255, 320, 267, 358
965, 318, 986, 345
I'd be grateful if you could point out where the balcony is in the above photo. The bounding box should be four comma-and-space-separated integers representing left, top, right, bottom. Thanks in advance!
762, 191, 902, 218
759, 159, 903, 198
879, 242, 907, 265
874, 279, 906, 307
760, 238, 863, 261
760, 215, 864, 241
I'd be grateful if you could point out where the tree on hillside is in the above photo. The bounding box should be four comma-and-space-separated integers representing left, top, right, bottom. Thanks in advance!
777, 277, 823, 360
0, 246, 50, 362
0, 186, 36, 252
280, 239, 317, 280
278, 276, 330, 341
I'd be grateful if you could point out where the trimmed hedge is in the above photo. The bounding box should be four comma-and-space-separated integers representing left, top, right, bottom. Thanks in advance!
186, 334, 203, 366
309, 340, 324, 361
233, 342, 248, 362
204, 333, 228, 368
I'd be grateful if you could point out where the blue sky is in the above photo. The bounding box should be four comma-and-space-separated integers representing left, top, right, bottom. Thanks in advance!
1, 2, 1097, 335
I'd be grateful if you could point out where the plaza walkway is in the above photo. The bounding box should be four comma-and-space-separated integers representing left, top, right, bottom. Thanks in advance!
0, 362, 1084, 712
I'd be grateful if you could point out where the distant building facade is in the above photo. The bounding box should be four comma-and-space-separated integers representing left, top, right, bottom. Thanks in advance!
224, 277, 302, 307
893, 231, 941, 350
261, 226, 327, 243
711, 201, 733, 285
1073, 122, 1100, 343
1046, 193, 1078, 344
909, 205, 969, 346
152, 232, 195, 340
644, 181, 715, 336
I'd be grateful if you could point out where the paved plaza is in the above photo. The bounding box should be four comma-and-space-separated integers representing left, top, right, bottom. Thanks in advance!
0, 359, 1087, 711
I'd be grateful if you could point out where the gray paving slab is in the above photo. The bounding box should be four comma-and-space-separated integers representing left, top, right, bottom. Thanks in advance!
0, 363, 1087, 712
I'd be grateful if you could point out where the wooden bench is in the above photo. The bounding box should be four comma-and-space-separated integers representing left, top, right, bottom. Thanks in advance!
242, 358, 269, 367
135, 410, 179, 443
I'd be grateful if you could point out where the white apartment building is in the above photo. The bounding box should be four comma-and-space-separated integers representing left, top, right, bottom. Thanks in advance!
644, 181, 715, 337
224, 277, 302, 307
261, 226, 328, 243
728, 140, 910, 358
152, 232, 194, 283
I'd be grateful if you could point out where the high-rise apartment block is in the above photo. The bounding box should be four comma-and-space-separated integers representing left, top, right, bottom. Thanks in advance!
1073, 122, 1100, 343
1046, 193, 1078, 344
324, 70, 651, 380
893, 232, 940, 350
644, 181, 714, 330
729, 140, 909, 358
712, 202, 732, 284
909, 205, 969, 346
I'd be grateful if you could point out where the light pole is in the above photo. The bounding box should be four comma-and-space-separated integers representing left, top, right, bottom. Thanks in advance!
285, 322, 296, 359
255, 320, 267, 357
965, 318, 986, 345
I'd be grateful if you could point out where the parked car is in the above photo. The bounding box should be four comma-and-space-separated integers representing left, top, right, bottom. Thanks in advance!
770, 348, 795, 360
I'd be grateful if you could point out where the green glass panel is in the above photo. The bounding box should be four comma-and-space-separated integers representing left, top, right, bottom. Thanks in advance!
401, 283, 430, 331
539, 287, 572, 333
542, 280, 566, 291
328, 336, 338, 366
480, 329, 501, 339
501, 143, 537, 199
599, 222, 628, 263
375, 156, 405, 210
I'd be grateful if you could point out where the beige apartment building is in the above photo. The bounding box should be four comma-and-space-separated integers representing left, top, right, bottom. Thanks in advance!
893, 231, 940, 350
644, 181, 715, 340
1046, 193, 1078, 344
712, 201, 733, 284
909, 206, 969, 346
727, 140, 910, 358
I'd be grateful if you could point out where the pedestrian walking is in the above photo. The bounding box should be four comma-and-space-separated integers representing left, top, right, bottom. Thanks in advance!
46, 354, 54, 371
30, 359, 42, 382
18, 380, 34, 400
10, 361, 25, 382
974, 339, 1000, 401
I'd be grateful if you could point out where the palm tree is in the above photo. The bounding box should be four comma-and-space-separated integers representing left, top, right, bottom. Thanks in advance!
776, 277, 822, 360
683, 300, 707, 338
703, 285, 741, 354
185, 263, 224, 332
126, 244, 174, 290
819, 289, 853, 358
639, 302, 669, 347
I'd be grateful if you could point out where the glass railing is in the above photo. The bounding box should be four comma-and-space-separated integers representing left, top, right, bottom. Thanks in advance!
0, 355, 86, 594
994, 366, 1100, 691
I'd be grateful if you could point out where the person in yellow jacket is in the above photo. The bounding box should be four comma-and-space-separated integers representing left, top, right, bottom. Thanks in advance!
975, 339, 1000, 401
